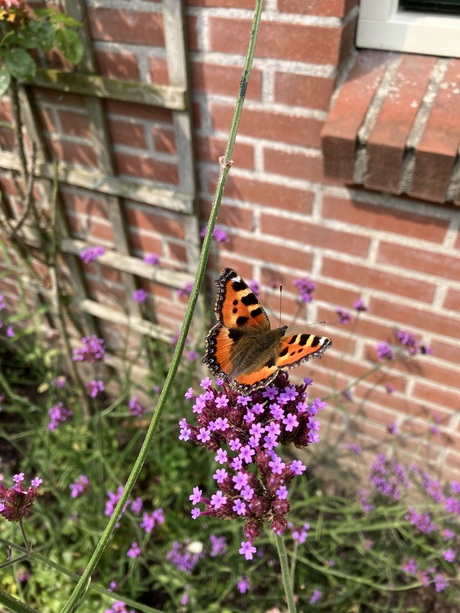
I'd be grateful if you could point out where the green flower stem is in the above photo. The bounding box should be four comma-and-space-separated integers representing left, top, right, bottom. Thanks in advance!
275, 532, 297, 613
61, 1, 265, 611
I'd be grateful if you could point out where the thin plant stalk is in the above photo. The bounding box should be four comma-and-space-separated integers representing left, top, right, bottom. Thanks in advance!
275, 532, 297, 613
61, 1, 265, 611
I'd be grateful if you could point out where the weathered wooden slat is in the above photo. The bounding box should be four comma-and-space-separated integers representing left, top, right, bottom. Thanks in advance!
0, 151, 194, 213
60, 237, 194, 288
32, 69, 187, 111
79, 298, 174, 343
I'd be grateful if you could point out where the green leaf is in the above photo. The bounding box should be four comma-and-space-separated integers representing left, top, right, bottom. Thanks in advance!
49, 13, 81, 28
55, 28, 83, 65
35, 20, 56, 53
0, 65, 11, 96
4, 48, 36, 81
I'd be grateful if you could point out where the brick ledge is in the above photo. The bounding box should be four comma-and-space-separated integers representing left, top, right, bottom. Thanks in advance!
321, 50, 460, 205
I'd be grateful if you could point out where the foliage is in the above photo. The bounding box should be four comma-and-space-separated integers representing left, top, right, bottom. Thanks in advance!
0, 0, 83, 95
0, 281, 458, 613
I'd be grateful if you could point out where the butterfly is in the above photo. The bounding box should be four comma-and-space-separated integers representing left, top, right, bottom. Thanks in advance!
202, 268, 332, 394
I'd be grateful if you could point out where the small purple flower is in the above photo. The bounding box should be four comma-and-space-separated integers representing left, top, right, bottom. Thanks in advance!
0, 295, 5, 310
247, 279, 261, 296
167, 540, 203, 573
200, 225, 229, 243
310, 589, 322, 604
237, 577, 250, 594
6, 325, 14, 338
129, 396, 146, 416
70, 475, 90, 499
336, 308, 352, 325
387, 421, 398, 436
354, 298, 367, 312
209, 534, 227, 557
402, 558, 418, 574
177, 282, 193, 298
72, 335, 105, 363
434, 573, 449, 592
127, 542, 141, 559
80, 245, 105, 264
54, 375, 67, 389
376, 342, 394, 361
132, 289, 147, 304
0, 475, 41, 522
144, 253, 160, 266
292, 522, 309, 544
48, 402, 73, 431
239, 541, 256, 560
405, 507, 436, 534
130, 497, 143, 515
140, 508, 165, 533
293, 277, 316, 303
85, 379, 104, 398
442, 548, 456, 562
344, 443, 362, 454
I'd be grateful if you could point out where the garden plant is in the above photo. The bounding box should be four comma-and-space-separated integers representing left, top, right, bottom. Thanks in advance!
0, 1, 459, 612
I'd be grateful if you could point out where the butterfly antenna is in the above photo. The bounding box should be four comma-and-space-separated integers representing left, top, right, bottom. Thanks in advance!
279, 284, 283, 326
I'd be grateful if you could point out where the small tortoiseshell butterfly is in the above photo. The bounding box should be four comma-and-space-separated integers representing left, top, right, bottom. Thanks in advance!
203, 268, 332, 394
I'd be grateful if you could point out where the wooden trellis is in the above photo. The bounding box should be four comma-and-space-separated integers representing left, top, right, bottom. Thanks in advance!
0, 0, 203, 353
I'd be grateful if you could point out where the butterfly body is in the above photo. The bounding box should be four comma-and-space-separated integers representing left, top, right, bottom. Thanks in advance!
203, 268, 332, 394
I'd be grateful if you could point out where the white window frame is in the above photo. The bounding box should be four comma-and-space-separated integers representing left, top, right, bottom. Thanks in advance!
356, 0, 460, 58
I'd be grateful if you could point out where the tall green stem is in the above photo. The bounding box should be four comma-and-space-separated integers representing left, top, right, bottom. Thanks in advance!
275, 533, 297, 613
61, 1, 265, 611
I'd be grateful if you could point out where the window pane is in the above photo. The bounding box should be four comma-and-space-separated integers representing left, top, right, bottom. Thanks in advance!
400, 0, 460, 14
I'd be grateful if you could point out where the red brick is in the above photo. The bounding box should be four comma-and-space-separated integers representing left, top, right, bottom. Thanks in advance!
322, 195, 448, 242
321, 50, 392, 181
443, 287, 460, 311
278, 0, 358, 17
95, 50, 140, 81
274, 73, 334, 111
410, 59, 460, 203
0, 98, 13, 123
130, 229, 163, 255
197, 136, 254, 169
412, 381, 460, 414
68, 212, 115, 243
263, 148, 325, 183
125, 205, 185, 239
201, 199, 254, 231
88, 8, 164, 46
114, 152, 178, 184
191, 61, 262, 100
365, 55, 437, 193
186, 14, 199, 52
61, 190, 110, 218
109, 119, 148, 149
207, 173, 314, 213
227, 234, 314, 270
261, 213, 371, 257
211, 103, 323, 148
429, 338, 460, 364
37, 107, 58, 132
321, 256, 436, 303
209, 17, 344, 65
0, 128, 15, 151
152, 126, 176, 154
33, 87, 86, 109
369, 296, 460, 339
377, 240, 460, 282
58, 110, 91, 138
149, 57, 169, 86
105, 99, 172, 123
167, 240, 187, 264
47, 139, 97, 167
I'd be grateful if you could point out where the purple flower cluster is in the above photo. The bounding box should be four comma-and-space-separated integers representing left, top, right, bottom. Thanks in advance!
293, 277, 316, 303
177, 282, 194, 298
48, 402, 73, 431
144, 252, 160, 266
0, 473, 42, 522
336, 308, 352, 325
369, 453, 409, 501
104, 601, 134, 613
132, 289, 147, 304
167, 540, 204, 573
180, 372, 325, 557
72, 335, 105, 364
395, 329, 431, 355
140, 508, 165, 533
128, 396, 146, 416
200, 225, 229, 243
85, 379, 104, 398
69, 475, 90, 498
79, 245, 105, 264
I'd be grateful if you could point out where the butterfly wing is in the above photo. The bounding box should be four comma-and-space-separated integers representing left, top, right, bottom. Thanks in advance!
203, 268, 271, 384
213, 268, 270, 331
276, 332, 331, 369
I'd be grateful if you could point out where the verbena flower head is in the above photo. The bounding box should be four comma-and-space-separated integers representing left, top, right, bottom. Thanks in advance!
72, 335, 105, 363
200, 225, 229, 243
79, 245, 105, 264
144, 253, 160, 266
85, 379, 104, 398
336, 308, 352, 325
293, 277, 316, 303
132, 289, 147, 304
247, 279, 261, 296
395, 329, 431, 355
369, 453, 409, 501
354, 298, 367, 312
0, 474, 41, 522
167, 540, 203, 573
177, 282, 193, 298
104, 601, 135, 613
128, 396, 146, 416
375, 342, 395, 361
48, 402, 73, 431
69, 475, 90, 499
181, 371, 325, 556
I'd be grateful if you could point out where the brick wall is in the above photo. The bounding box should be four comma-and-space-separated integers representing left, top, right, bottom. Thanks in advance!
1, 0, 459, 478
